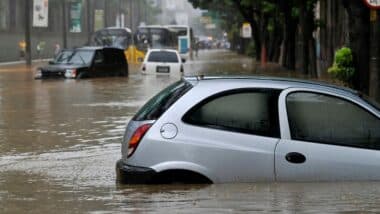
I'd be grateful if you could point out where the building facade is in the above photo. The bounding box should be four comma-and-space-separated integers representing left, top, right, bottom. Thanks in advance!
0, 0, 152, 62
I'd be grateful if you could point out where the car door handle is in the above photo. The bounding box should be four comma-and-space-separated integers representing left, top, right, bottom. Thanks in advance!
285, 152, 306, 164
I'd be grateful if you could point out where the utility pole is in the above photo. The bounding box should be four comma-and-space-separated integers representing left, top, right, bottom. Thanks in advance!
137, 0, 140, 27
119, 0, 122, 27
62, 0, 68, 48
25, 0, 32, 65
129, 0, 133, 30
369, 9, 380, 101
87, 0, 92, 43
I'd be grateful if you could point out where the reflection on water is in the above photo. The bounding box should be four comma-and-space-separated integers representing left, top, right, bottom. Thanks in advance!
0, 50, 379, 213
0, 73, 177, 155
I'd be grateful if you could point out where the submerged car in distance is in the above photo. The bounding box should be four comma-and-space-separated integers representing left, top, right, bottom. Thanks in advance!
141, 49, 185, 75
116, 76, 380, 184
35, 47, 128, 79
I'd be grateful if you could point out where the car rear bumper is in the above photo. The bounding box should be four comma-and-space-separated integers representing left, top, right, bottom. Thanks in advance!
39, 72, 66, 79
116, 159, 157, 184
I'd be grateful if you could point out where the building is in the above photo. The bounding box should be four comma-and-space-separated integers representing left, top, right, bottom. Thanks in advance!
0, 0, 153, 62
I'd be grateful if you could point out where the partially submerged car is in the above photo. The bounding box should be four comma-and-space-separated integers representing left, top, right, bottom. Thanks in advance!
116, 76, 380, 184
35, 47, 128, 79
141, 49, 185, 75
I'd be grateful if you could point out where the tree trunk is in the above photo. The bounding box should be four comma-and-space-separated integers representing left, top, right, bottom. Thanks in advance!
298, 1, 317, 76
280, 2, 296, 70
299, 2, 308, 74
309, 38, 318, 77
343, 0, 370, 93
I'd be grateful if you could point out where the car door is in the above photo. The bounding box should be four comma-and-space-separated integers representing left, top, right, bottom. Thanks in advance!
275, 88, 380, 181
175, 89, 281, 182
92, 50, 107, 77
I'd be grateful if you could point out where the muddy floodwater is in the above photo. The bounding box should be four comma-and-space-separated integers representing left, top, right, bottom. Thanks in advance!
1, 50, 380, 213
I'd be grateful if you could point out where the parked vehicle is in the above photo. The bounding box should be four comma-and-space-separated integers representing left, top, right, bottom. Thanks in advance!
116, 76, 380, 184
141, 49, 184, 75
35, 47, 128, 79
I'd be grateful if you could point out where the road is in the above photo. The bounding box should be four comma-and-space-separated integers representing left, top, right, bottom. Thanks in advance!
0, 50, 380, 213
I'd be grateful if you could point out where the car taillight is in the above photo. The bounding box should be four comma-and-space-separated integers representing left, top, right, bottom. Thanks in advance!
180, 65, 184, 73
128, 123, 152, 158
65, 69, 77, 78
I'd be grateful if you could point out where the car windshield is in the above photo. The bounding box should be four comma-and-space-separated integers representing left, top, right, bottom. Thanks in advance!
147, 51, 179, 63
53, 50, 74, 64
133, 80, 193, 121
67, 50, 94, 65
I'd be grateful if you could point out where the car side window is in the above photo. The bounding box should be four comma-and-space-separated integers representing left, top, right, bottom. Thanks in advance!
183, 89, 281, 138
286, 92, 380, 149
94, 51, 104, 64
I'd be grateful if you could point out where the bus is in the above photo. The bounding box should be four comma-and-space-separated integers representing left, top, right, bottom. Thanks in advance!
135, 25, 178, 51
90, 27, 144, 64
166, 25, 193, 60
91, 26, 182, 64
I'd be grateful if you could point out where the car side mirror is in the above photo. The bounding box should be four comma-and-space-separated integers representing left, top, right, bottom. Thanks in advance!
181, 58, 186, 63
48, 60, 55, 65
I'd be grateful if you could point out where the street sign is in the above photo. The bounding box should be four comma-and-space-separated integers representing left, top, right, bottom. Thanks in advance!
363, 0, 380, 9
33, 0, 49, 27
200, 16, 212, 24
205, 24, 216, 29
241, 22, 252, 38
69, 1, 82, 33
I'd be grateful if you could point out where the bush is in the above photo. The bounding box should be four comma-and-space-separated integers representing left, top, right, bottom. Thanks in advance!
328, 47, 355, 85
245, 41, 256, 57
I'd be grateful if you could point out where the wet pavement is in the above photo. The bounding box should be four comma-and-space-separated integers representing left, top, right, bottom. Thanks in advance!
1, 50, 380, 213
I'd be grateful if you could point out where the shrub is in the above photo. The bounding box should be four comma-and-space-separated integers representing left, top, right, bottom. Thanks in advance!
328, 47, 355, 85
245, 41, 256, 57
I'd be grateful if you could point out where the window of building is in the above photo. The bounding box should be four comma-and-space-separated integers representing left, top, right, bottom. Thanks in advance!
183, 89, 281, 138
287, 92, 380, 149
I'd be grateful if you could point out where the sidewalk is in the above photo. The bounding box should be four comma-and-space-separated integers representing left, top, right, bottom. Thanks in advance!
0, 59, 50, 73
0, 59, 142, 74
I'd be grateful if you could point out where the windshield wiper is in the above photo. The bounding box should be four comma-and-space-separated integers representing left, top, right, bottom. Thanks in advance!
78, 54, 87, 65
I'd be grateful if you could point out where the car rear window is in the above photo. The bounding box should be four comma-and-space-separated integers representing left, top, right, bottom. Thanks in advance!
147, 51, 179, 63
133, 80, 193, 121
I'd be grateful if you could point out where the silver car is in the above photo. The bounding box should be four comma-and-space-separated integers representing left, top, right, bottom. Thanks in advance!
116, 76, 380, 184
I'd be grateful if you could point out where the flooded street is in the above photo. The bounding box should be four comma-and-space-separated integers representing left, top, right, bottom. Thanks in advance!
1, 50, 380, 213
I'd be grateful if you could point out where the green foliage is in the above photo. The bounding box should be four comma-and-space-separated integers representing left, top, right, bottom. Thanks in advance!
262, 2, 276, 14
328, 47, 355, 85
245, 41, 256, 57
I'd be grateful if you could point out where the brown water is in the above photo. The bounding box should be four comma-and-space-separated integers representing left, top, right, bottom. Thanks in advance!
0, 50, 379, 213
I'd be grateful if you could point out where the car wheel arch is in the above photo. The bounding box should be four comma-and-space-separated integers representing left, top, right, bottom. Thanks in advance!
151, 161, 216, 183
153, 169, 212, 184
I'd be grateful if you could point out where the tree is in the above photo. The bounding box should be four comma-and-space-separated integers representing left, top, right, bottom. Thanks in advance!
342, 0, 370, 93
188, 0, 318, 75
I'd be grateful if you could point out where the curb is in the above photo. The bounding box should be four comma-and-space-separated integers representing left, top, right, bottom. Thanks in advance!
0, 59, 52, 66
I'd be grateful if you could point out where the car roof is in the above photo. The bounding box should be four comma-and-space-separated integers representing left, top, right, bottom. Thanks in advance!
148, 49, 179, 53
75, 46, 123, 51
183, 75, 359, 97
103, 27, 132, 33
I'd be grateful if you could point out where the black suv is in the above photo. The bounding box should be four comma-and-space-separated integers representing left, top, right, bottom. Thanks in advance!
35, 47, 128, 79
